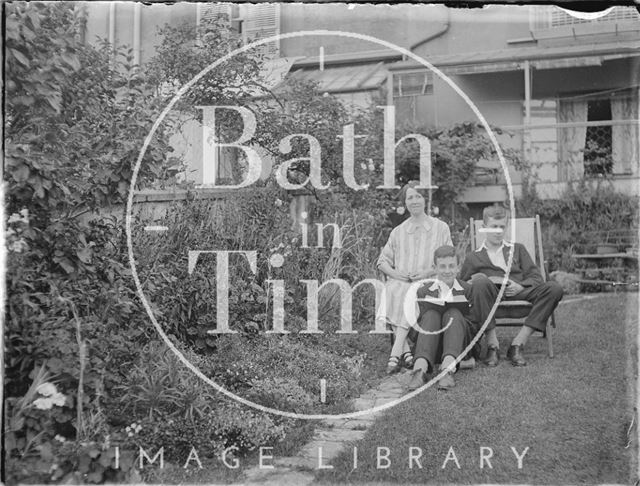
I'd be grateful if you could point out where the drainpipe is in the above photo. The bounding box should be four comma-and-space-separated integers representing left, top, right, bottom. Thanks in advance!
524, 60, 532, 177
133, 3, 141, 66
108, 3, 115, 47
632, 56, 640, 175
108, 3, 116, 66
410, 8, 451, 53
408, 8, 450, 128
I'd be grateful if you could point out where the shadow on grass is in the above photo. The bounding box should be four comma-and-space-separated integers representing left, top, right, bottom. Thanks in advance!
315, 293, 638, 484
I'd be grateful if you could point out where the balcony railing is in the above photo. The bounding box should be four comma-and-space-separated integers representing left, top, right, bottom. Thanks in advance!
530, 5, 640, 31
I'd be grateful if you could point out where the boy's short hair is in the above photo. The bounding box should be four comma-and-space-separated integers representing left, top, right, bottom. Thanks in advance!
482, 204, 509, 224
433, 245, 458, 264
397, 180, 428, 208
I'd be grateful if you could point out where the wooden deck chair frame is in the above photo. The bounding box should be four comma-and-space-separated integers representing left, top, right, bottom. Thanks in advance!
469, 215, 556, 358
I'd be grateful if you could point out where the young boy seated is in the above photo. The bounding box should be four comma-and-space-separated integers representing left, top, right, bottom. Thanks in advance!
407, 245, 479, 391
460, 204, 563, 367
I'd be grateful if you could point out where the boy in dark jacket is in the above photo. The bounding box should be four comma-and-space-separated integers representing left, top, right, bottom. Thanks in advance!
460, 205, 563, 367
407, 245, 478, 391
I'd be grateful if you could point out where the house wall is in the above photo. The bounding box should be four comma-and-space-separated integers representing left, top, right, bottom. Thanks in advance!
82, 3, 638, 204
84, 2, 196, 65
408, 57, 638, 187
279, 4, 531, 58
85, 3, 532, 66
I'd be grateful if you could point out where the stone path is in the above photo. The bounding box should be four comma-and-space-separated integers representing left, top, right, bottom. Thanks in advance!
237, 293, 598, 485
238, 371, 414, 485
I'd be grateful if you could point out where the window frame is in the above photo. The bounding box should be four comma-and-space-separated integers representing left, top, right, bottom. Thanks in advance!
392, 69, 434, 98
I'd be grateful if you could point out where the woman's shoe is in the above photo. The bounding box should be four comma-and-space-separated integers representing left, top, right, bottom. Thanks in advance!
401, 351, 414, 369
407, 368, 427, 391
386, 355, 402, 375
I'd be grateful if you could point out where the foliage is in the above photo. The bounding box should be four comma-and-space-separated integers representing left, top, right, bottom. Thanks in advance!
114, 340, 219, 422
147, 19, 262, 107
5, 5, 537, 484
6, 4, 173, 218
4, 4, 171, 483
517, 178, 638, 272
584, 138, 613, 176
47, 441, 140, 484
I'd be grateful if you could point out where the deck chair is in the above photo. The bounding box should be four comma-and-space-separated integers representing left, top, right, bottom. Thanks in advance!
469, 215, 556, 358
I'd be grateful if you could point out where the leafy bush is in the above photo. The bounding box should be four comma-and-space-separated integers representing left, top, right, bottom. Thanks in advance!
517, 178, 639, 272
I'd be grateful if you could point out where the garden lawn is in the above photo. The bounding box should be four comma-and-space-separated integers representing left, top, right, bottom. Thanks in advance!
315, 293, 638, 484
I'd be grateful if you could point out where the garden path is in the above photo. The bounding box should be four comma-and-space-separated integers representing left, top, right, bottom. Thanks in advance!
236, 293, 597, 485
239, 371, 412, 485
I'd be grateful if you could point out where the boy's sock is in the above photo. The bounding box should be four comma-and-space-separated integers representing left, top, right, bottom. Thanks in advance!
512, 325, 534, 347
486, 329, 499, 349
413, 358, 429, 373
440, 355, 456, 374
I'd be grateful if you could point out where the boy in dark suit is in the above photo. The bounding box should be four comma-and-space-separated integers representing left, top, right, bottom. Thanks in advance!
460, 205, 563, 367
407, 245, 478, 391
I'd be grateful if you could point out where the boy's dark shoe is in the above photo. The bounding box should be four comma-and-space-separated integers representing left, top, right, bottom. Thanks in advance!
407, 369, 427, 391
437, 372, 455, 390
507, 344, 527, 366
485, 346, 500, 367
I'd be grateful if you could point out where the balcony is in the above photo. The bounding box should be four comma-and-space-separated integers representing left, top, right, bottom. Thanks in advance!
529, 6, 640, 45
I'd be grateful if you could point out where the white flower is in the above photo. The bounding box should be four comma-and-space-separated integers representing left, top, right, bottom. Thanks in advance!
36, 382, 58, 397
50, 392, 66, 407
359, 162, 367, 170
33, 397, 54, 410
54, 435, 66, 443
9, 239, 28, 253
367, 158, 375, 171
33, 386, 66, 409
274, 198, 283, 207
396, 207, 405, 215
300, 211, 308, 220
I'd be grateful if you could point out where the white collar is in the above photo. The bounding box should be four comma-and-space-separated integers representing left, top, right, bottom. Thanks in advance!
476, 240, 513, 253
405, 216, 434, 234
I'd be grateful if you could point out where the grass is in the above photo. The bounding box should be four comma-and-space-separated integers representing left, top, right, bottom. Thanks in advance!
315, 293, 638, 484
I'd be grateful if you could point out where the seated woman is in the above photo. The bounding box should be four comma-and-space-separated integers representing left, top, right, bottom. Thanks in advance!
376, 181, 452, 374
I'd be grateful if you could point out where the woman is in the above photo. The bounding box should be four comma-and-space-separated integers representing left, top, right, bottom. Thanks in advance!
377, 181, 453, 374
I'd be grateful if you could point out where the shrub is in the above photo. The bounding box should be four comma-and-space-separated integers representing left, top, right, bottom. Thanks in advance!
517, 178, 639, 272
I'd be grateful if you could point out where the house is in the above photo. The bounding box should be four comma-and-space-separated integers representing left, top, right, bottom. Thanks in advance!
83, 3, 640, 212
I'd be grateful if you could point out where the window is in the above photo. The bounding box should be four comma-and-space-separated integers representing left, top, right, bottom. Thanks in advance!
197, 3, 280, 58
242, 4, 280, 58
393, 71, 433, 98
584, 99, 612, 176
557, 90, 638, 180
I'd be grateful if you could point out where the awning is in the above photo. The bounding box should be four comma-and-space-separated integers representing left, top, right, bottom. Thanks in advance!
389, 40, 640, 75
288, 61, 389, 94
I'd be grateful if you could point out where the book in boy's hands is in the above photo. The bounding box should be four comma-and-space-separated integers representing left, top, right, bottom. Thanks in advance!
417, 293, 470, 314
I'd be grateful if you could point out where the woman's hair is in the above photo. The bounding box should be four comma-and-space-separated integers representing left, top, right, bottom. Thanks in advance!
397, 181, 428, 208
